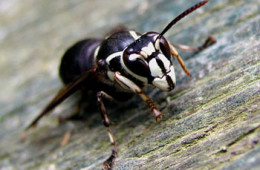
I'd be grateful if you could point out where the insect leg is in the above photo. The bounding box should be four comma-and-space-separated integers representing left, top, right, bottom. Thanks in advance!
169, 43, 192, 77
171, 36, 216, 53
97, 91, 117, 170
114, 72, 162, 120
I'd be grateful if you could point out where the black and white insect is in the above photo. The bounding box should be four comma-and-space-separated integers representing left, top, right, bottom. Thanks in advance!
26, 0, 215, 169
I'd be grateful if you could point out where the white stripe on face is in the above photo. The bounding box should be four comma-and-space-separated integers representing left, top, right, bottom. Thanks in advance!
155, 39, 160, 50
169, 65, 176, 85
129, 53, 142, 61
149, 58, 163, 77
141, 42, 155, 56
120, 51, 148, 83
152, 65, 176, 92
158, 54, 170, 72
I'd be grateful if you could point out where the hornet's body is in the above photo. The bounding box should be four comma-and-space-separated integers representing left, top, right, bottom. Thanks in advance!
27, 1, 216, 169
59, 30, 176, 102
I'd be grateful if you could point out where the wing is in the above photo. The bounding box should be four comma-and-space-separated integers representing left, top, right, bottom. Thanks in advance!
26, 65, 97, 130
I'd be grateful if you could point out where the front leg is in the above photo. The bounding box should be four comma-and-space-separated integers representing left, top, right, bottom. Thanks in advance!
97, 91, 117, 170
114, 72, 162, 120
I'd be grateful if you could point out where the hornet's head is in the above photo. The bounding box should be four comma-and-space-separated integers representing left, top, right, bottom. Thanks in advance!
122, 32, 175, 91
121, 0, 210, 91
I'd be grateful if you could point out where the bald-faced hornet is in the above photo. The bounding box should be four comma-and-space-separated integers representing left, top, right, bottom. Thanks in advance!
26, 0, 215, 169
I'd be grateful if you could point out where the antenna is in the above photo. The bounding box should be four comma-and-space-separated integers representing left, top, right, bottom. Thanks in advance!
158, 0, 209, 38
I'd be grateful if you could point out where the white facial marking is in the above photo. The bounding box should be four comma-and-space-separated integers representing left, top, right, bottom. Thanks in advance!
152, 65, 176, 92
140, 51, 148, 58
129, 53, 142, 61
129, 53, 148, 64
120, 51, 148, 83
149, 58, 163, 77
153, 35, 159, 41
129, 31, 140, 40
158, 54, 170, 72
152, 76, 168, 91
155, 39, 160, 50
141, 42, 155, 56
169, 65, 176, 84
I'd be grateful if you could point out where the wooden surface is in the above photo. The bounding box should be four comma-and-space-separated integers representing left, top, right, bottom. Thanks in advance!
0, 0, 259, 169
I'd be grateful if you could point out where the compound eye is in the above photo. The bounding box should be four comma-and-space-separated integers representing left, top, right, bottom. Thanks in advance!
124, 53, 151, 78
134, 58, 151, 77
158, 37, 171, 60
